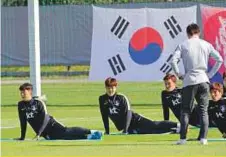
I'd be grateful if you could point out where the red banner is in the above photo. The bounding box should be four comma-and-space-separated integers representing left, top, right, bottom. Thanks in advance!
201, 5, 226, 83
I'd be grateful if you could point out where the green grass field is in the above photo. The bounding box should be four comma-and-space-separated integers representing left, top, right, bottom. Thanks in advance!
1, 82, 226, 156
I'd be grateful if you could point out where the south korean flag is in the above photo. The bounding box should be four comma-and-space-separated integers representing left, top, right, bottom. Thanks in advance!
90, 6, 197, 81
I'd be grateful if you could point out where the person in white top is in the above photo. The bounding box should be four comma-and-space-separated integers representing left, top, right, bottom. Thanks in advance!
171, 23, 223, 145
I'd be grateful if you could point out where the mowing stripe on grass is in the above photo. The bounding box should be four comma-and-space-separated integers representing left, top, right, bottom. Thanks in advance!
110, 132, 173, 135
208, 138, 226, 142
0, 126, 17, 129
189, 126, 217, 129
0, 138, 102, 142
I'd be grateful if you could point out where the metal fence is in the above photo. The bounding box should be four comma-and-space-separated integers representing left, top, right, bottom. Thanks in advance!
1, 1, 226, 76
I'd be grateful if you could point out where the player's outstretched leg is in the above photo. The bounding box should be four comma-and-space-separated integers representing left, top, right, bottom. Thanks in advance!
133, 116, 179, 134
151, 120, 180, 134
63, 127, 103, 140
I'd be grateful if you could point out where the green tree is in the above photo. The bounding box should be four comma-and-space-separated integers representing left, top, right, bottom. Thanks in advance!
1, 0, 224, 6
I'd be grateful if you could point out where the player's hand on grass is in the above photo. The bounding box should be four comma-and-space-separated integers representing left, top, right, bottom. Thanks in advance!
104, 132, 109, 135
33, 135, 40, 141
14, 137, 24, 141
222, 133, 226, 138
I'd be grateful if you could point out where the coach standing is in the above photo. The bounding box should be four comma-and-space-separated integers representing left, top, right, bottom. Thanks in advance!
171, 23, 223, 145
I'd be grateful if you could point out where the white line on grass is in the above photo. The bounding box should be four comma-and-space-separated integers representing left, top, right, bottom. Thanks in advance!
1, 126, 17, 129
1, 79, 89, 84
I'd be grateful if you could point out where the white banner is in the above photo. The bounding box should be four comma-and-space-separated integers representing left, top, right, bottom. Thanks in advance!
89, 6, 197, 81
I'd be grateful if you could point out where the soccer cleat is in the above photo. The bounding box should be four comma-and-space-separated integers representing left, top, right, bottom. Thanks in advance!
200, 138, 208, 145
87, 131, 103, 140
176, 139, 186, 145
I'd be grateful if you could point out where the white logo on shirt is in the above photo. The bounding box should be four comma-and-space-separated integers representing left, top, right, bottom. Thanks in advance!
104, 101, 108, 105
31, 105, 37, 111
216, 112, 224, 119
172, 98, 181, 106
26, 112, 34, 119
114, 101, 119, 106
176, 93, 182, 99
109, 107, 119, 115
220, 105, 225, 112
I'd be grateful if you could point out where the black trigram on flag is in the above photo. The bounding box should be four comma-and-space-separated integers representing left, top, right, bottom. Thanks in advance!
108, 54, 126, 76
111, 16, 130, 39
164, 16, 182, 39
160, 54, 180, 74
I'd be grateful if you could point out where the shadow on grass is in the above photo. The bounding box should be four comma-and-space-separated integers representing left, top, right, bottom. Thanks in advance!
38, 142, 175, 147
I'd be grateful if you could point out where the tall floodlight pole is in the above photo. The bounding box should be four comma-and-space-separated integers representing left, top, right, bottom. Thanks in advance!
28, 0, 41, 97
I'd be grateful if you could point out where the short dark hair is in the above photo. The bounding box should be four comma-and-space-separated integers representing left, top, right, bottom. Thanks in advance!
105, 77, 117, 87
186, 23, 200, 36
210, 82, 223, 94
163, 74, 177, 83
19, 83, 33, 91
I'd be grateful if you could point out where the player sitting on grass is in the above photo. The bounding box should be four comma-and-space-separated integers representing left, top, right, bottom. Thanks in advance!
209, 83, 226, 138
99, 77, 180, 135
162, 74, 199, 126
161, 74, 216, 128
15, 83, 102, 141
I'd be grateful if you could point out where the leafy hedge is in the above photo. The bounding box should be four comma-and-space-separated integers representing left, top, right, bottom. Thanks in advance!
2, 0, 220, 6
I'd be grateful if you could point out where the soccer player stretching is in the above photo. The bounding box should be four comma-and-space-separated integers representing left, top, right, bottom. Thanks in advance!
15, 83, 102, 141
171, 23, 223, 145
161, 74, 217, 128
99, 77, 180, 135
162, 74, 199, 126
209, 83, 226, 138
